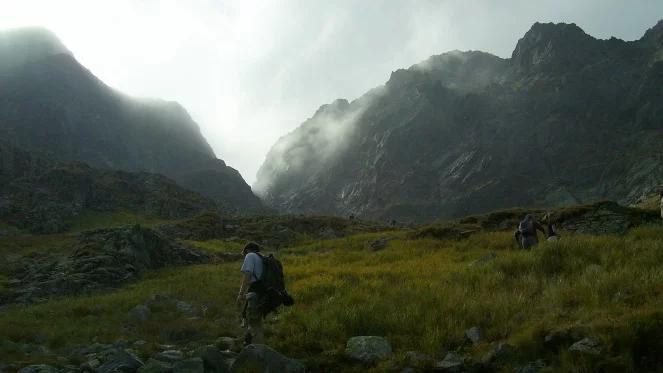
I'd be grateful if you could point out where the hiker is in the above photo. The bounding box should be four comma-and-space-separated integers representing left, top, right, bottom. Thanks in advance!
660, 191, 663, 219
236, 242, 294, 345
514, 229, 523, 248
237, 242, 265, 344
517, 214, 546, 249
543, 213, 560, 242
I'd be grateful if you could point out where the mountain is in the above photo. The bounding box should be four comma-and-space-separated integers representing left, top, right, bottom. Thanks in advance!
255, 20, 663, 222
0, 28, 263, 214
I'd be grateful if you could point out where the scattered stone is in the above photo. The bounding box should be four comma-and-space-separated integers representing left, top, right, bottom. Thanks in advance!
96, 349, 144, 373
153, 350, 185, 363
481, 341, 513, 364
368, 237, 390, 251
134, 340, 148, 348
432, 352, 463, 372
194, 345, 230, 373
138, 359, 172, 373
80, 358, 101, 371
17, 365, 58, 373
513, 359, 547, 373
465, 326, 483, 344
404, 350, 434, 368
569, 337, 601, 356
231, 344, 305, 373
345, 336, 393, 364
216, 337, 239, 352
127, 305, 151, 323
173, 358, 204, 373
175, 301, 200, 317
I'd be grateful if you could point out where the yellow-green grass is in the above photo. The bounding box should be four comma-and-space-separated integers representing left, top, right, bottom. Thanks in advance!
185, 239, 245, 254
1, 227, 662, 371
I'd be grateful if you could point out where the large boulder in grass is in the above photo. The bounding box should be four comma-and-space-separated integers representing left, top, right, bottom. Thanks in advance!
345, 336, 393, 364
230, 344, 305, 373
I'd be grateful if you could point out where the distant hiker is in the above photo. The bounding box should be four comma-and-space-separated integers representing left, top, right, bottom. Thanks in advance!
237, 242, 294, 345
514, 229, 523, 248
517, 214, 545, 249
543, 213, 559, 242
660, 191, 663, 219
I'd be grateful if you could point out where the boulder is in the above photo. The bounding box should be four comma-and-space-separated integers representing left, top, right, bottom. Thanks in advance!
368, 237, 390, 251
216, 337, 240, 352
432, 352, 463, 372
172, 358, 204, 373
513, 359, 546, 373
138, 359, 172, 373
569, 337, 601, 356
127, 305, 151, 323
17, 365, 58, 373
465, 326, 483, 344
193, 345, 230, 373
175, 301, 200, 317
153, 350, 185, 363
96, 349, 144, 373
404, 351, 434, 368
230, 344, 305, 373
345, 336, 393, 364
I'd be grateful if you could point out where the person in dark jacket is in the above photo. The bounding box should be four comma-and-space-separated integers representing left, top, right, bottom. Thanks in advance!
517, 214, 546, 249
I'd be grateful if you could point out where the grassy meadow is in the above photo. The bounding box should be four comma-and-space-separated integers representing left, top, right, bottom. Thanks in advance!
1, 222, 663, 371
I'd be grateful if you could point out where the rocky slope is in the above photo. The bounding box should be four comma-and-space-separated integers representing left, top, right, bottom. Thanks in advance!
256, 20, 663, 222
0, 28, 263, 214
0, 142, 222, 233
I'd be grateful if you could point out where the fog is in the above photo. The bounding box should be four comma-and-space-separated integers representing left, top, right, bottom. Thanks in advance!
1, 0, 661, 186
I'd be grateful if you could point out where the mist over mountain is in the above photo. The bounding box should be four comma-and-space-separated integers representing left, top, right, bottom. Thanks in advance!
255, 20, 663, 222
0, 28, 263, 213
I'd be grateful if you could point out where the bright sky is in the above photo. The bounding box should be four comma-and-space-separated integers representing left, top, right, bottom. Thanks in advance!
1, 0, 662, 185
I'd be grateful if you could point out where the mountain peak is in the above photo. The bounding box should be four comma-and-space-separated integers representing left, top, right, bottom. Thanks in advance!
511, 22, 597, 72
0, 27, 72, 72
641, 19, 663, 45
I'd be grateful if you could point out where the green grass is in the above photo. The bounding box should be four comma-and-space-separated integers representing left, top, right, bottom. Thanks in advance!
65, 211, 170, 232
184, 239, 245, 254
1, 226, 663, 371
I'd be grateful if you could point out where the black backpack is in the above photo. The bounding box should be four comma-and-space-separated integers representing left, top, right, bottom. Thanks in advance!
255, 253, 294, 316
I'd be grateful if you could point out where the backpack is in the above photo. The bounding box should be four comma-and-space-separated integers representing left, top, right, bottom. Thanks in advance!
255, 253, 294, 316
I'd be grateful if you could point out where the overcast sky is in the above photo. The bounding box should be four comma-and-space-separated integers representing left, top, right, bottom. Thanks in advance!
1, 0, 662, 185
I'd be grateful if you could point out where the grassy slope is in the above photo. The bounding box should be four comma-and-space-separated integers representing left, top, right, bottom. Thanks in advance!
1, 226, 662, 371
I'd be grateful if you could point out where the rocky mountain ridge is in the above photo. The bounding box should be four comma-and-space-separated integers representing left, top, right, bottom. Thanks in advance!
256, 20, 663, 222
0, 28, 264, 214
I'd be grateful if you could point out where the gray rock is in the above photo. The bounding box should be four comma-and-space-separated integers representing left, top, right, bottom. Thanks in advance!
230, 344, 305, 373
193, 345, 230, 373
404, 351, 433, 368
153, 350, 185, 363
127, 305, 151, 323
513, 359, 546, 373
465, 326, 483, 344
138, 359, 172, 373
216, 337, 239, 352
172, 358, 204, 373
569, 337, 601, 356
368, 237, 390, 251
17, 365, 59, 373
175, 301, 199, 317
345, 336, 393, 364
432, 352, 463, 372
96, 349, 144, 373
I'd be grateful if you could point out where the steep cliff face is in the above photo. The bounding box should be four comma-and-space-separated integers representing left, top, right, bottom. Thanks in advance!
256, 21, 663, 222
0, 28, 263, 213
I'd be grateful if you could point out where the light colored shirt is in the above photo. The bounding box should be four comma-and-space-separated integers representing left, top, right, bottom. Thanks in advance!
240, 252, 263, 284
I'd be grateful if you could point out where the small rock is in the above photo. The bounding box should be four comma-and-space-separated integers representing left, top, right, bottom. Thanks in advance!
345, 336, 393, 364
513, 359, 546, 373
465, 326, 483, 344
138, 359, 172, 373
193, 345, 229, 373
433, 352, 463, 372
96, 349, 144, 373
80, 358, 101, 371
127, 305, 151, 323
569, 337, 601, 356
173, 358, 204, 373
231, 344, 305, 373
17, 365, 59, 373
368, 237, 390, 251
175, 301, 200, 317
404, 350, 434, 368
153, 350, 185, 363
216, 336, 239, 352
134, 340, 148, 348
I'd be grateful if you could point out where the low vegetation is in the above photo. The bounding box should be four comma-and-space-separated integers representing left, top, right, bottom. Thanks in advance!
1, 219, 662, 371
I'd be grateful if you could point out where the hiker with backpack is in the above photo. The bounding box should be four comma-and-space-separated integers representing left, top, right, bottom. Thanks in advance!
517, 214, 546, 249
236, 242, 294, 345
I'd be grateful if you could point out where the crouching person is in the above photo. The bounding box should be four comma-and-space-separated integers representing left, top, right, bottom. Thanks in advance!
237, 242, 264, 345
